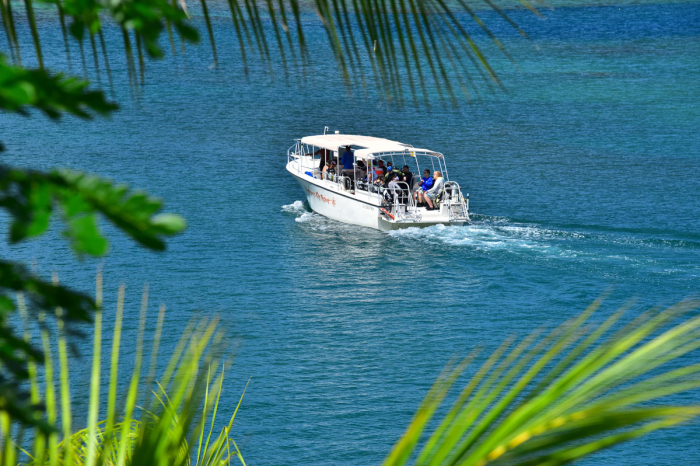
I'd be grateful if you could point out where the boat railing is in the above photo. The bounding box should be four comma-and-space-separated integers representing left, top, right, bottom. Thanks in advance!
287, 141, 303, 173
379, 182, 422, 222
320, 172, 352, 190
443, 181, 469, 220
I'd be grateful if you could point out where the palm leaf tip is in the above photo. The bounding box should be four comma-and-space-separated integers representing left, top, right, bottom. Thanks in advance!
0, 0, 540, 107
383, 299, 700, 466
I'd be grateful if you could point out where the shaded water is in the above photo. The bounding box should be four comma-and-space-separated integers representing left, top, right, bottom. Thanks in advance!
1, 2, 700, 465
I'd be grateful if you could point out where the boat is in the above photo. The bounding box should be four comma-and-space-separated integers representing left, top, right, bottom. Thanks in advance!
286, 130, 470, 231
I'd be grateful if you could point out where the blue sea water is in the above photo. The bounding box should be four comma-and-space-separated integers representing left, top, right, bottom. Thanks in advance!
1, 2, 700, 465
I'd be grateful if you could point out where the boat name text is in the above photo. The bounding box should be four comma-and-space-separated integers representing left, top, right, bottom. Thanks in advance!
305, 186, 336, 207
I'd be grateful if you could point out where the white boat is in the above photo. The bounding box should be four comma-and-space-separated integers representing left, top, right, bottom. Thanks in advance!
286, 131, 470, 231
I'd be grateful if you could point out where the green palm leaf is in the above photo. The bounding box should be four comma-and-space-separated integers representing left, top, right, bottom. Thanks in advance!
383, 300, 700, 466
1, 0, 540, 106
8, 276, 246, 466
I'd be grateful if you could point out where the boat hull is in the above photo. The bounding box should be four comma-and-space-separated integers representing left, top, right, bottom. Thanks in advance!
290, 170, 465, 231
294, 173, 383, 229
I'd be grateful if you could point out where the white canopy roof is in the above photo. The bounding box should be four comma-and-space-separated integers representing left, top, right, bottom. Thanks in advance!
301, 134, 407, 152
300, 134, 440, 159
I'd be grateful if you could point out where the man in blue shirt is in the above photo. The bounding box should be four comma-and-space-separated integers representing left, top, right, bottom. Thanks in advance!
341, 145, 355, 180
413, 169, 433, 204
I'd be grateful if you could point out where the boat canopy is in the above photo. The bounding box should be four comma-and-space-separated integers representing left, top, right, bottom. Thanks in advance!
300, 134, 441, 159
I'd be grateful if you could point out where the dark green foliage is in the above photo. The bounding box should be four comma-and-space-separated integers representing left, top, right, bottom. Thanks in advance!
0, 263, 94, 325
0, 0, 192, 435
0, 165, 187, 254
57, 0, 200, 57
0, 160, 186, 429
0, 55, 117, 119
0, 260, 95, 431
0, 375, 54, 435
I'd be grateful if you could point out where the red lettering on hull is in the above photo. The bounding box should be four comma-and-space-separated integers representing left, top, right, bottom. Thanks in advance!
304, 186, 336, 207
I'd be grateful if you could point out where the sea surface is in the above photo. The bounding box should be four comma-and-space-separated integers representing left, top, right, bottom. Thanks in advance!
1, 2, 700, 465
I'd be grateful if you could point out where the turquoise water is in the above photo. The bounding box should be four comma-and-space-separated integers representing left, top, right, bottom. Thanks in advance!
2, 2, 700, 464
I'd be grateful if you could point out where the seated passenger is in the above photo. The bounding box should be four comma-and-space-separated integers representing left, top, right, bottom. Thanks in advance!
424, 171, 445, 211
388, 174, 400, 191
356, 160, 368, 181
384, 164, 403, 184
371, 159, 386, 180
316, 149, 330, 179
413, 169, 434, 204
384, 162, 394, 176
387, 175, 400, 202
323, 160, 337, 179
373, 174, 385, 189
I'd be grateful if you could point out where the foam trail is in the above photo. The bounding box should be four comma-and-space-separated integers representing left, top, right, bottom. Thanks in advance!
296, 212, 316, 223
388, 219, 566, 256
281, 201, 333, 227
281, 200, 307, 214
387, 217, 666, 269
283, 206, 681, 271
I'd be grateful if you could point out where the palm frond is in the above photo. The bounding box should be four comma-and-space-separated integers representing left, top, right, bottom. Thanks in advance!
97, 29, 114, 97
9, 275, 246, 466
199, 0, 218, 66
1, 0, 540, 107
383, 299, 700, 466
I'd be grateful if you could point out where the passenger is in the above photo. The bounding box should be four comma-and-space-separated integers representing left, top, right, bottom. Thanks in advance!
401, 165, 414, 188
387, 174, 400, 202
367, 160, 379, 181
316, 149, 330, 179
341, 145, 355, 180
356, 159, 368, 180
413, 169, 434, 204
373, 173, 385, 189
424, 171, 445, 211
400, 165, 414, 204
388, 174, 400, 191
384, 163, 403, 184
385, 161, 394, 175
372, 159, 387, 180
315, 148, 330, 168
323, 160, 337, 179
